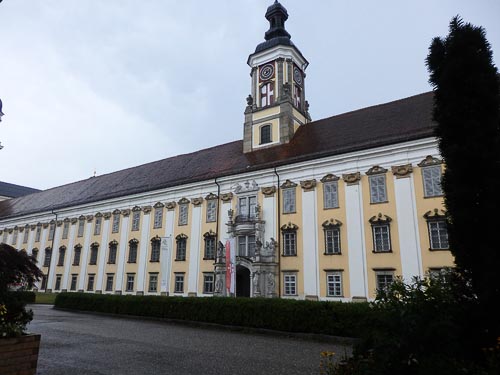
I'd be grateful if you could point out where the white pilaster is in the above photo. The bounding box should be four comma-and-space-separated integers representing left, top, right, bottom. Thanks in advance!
345, 182, 368, 299
263, 193, 276, 240
188, 205, 202, 294
137, 212, 151, 293
63, 223, 77, 290
47, 226, 61, 289
220, 201, 231, 239
116, 215, 130, 292
96, 218, 110, 292
78, 221, 93, 291
394, 175, 423, 280
161, 210, 175, 294
301, 189, 319, 298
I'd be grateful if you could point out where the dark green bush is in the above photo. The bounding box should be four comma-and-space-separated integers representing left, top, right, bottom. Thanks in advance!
55, 293, 371, 337
8, 291, 36, 304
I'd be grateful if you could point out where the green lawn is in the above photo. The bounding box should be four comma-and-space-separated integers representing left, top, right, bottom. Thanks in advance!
34, 292, 58, 304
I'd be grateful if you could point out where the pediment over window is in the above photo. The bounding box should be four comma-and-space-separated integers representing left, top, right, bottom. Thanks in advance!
154, 202, 165, 208
90, 242, 99, 248
63, 218, 71, 223
281, 222, 299, 231
322, 219, 343, 228
300, 179, 317, 191
142, 206, 152, 214
369, 213, 392, 225
109, 240, 118, 246
112, 209, 121, 215
150, 235, 161, 242
56, 220, 63, 227
129, 238, 139, 245
342, 172, 361, 185
178, 198, 190, 205
121, 209, 131, 217
74, 244, 82, 249
70, 218, 78, 224
320, 174, 340, 183
418, 155, 442, 167
220, 193, 233, 202
59, 245, 67, 251
166, 201, 176, 210
203, 229, 217, 238
132, 205, 142, 212
86, 215, 94, 222
280, 179, 297, 189
233, 180, 259, 194
103, 212, 111, 219
261, 186, 276, 197
366, 165, 388, 175
95, 212, 103, 218
424, 208, 448, 220
205, 193, 218, 201
42, 223, 49, 229
176, 233, 188, 241
391, 164, 413, 178
191, 197, 203, 206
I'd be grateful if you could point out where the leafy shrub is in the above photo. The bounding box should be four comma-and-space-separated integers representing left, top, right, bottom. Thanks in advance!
55, 293, 372, 337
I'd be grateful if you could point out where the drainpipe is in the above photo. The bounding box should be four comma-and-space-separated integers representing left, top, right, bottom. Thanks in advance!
46, 210, 58, 292
273, 168, 281, 298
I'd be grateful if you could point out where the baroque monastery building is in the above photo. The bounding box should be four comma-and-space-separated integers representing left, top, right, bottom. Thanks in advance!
0, 2, 453, 301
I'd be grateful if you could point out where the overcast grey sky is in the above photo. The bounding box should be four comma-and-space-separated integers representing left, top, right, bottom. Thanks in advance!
1, 0, 499, 190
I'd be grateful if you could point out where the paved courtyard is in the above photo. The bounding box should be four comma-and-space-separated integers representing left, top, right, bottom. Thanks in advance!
29, 305, 350, 375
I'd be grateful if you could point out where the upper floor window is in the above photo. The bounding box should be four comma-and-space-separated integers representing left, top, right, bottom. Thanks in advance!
237, 235, 256, 257
89, 243, 99, 265
94, 216, 102, 236
369, 214, 392, 253
128, 239, 138, 263
153, 206, 163, 229
23, 227, 29, 244
323, 180, 339, 209
48, 222, 55, 241
260, 124, 272, 144
43, 247, 52, 267
206, 199, 217, 223
78, 218, 85, 237
35, 225, 42, 242
175, 234, 187, 261
204, 231, 216, 260
323, 219, 342, 255
424, 209, 449, 250
73, 245, 82, 266
131, 210, 141, 231
12, 229, 18, 245
281, 223, 298, 256
283, 188, 296, 214
57, 246, 66, 266
422, 166, 443, 197
62, 221, 69, 239
260, 82, 274, 107
108, 240, 118, 264
238, 196, 257, 219
369, 174, 387, 203
178, 202, 189, 226
150, 237, 161, 262
112, 213, 120, 233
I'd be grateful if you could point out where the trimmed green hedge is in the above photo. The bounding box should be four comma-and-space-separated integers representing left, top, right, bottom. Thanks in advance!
55, 293, 372, 337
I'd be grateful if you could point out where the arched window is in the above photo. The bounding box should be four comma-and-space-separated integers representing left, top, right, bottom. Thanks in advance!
260, 124, 272, 144
260, 82, 274, 107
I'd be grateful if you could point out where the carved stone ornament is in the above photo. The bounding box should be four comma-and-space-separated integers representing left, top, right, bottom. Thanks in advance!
103, 212, 111, 220
369, 213, 392, 225
42, 223, 49, 229
153, 202, 165, 208
129, 238, 139, 245
74, 243, 82, 249
37, 222, 43, 227
280, 179, 297, 189
121, 209, 131, 217
205, 193, 218, 201
233, 180, 259, 194
165, 201, 176, 210
176, 233, 188, 241
322, 219, 343, 228
90, 242, 99, 248
142, 205, 152, 214
391, 164, 413, 178
45, 246, 52, 251
300, 179, 317, 192
178, 197, 190, 205
112, 209, 121, 215
203, 229, 217, 238
132, 205, 142, 212
261, 186, 276, 197
366, 165, 388, 175
70, 218, 78, 224
86, 215, 93, 222
424, 208, 448, 220
109, 239, 119, 246
220, 192, 233, 202
95, 212, 103, 218
63, 217, 70, 223
30, 224, 37, 230
150, 235, 161, 242
281, 222, 299, 231
320, 173, 340, 183
342, 172, 361, 185
19, 227, 24, 233
56, 220, 63, 227
418, 155, 442, 167
191, 197, 203, 206
59, 245, 67, 251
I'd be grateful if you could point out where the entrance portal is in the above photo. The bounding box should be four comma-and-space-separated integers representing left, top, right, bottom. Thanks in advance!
236, 265, 251, 297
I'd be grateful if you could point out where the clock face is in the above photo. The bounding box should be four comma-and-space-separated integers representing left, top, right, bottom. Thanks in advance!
260, 64, 275, 81
293, 67, 303, 85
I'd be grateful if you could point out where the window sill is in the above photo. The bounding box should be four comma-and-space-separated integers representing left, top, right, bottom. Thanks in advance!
178, 223, 188, 226
175, 259, 186, 262
107, 262, 116, 265
149, 260, 160, 263
429, 247, 450, 251
424, 194, 444, 199
173, 291, 184, 294
323, 206, 340, 210
323, 252, 342, 256
372, 250, 393, 254
127, 261, 137, 264
282, 254, 297, 257
370, 200, 389, 205
282, 211, 296, 215
326, 295, 344, 298
203, 257, 215, 261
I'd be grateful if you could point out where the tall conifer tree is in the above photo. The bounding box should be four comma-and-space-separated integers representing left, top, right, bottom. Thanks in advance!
427, 16, 500, 338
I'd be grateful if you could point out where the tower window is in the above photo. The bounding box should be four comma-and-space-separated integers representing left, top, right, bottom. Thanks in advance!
260, 82, 274, 107
294, 85, 302, 108
260, 125, 272, 144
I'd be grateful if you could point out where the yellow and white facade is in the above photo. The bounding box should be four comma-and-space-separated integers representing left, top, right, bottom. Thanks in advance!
0, 2, 454, 301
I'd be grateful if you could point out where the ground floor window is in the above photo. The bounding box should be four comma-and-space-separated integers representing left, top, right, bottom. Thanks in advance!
174, 273, 184, 293
106, 274, 114, 292
87, 274, 95, 291
203, 273, 214, 294
55, 275, 62, 291
283, 273, 297, 296
375, 270, 394, 292
149, 273, 158, 292
326, 272, 343, 297
70, 275, 77, 291
126, 274, 135, 292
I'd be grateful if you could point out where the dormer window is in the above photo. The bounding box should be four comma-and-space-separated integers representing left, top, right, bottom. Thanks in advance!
260, 124, 272, 144
260, 82, 274, 107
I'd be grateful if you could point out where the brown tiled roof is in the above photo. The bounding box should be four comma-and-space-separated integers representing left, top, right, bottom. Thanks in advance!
0, 92, 435, 220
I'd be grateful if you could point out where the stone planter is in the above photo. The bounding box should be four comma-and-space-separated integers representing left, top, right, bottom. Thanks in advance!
0, 334, 41, 375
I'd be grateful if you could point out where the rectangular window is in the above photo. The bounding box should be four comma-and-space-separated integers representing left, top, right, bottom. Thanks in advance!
12, 230, 18, 245
206, 200, 217, 222
325, 227, 341, 254
108, 243, 117, 264
179, 204, 188, 226
70, 275, 78, 291
283, 274, 297, 296
126, 274, 135, 292
128, 242, 138, 263
94, 217, 102, 235
323, 181, 339, 209
57, 248, 66, 266
176, 239, 187, 261
153, 207, 163, 229
376, 271, 394, 292
35, 226, 41, 242
87, 274, 95, 291
326, 272, 343, 297
174, 274, 184, 293
105, 274, 114, 292
283, 188, 296, 214
373, 225, 391, 252
43, 249, 52, 267
62, 221, 69, 239
237, 235, 255, 257
369, 175, 387, 203
78, 219, 85, 237
73, 246, 81, 266
48, 223, 55, 241
23, 228, 29, 244
148, 273, 158, 293
89, 245, 98, 265
428, 221, 449, 249
204, 236, 216, 259
283, 232, 297, 256
150, 240, 161, 262
112, 214, 120, 233
422, 166, 443, 197
238, 196, 257, 218
55, 275, 62, 291
131, 211, 140, 231
203, 274, 214, 294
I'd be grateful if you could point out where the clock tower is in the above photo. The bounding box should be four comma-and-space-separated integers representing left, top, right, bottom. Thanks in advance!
243, 1, 310, 153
